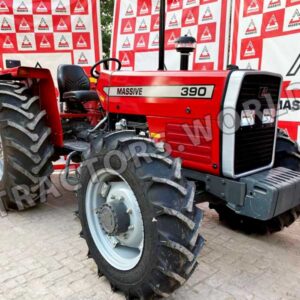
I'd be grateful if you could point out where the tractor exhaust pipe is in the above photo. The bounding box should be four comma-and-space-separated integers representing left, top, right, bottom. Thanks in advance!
158, 0, 165, 71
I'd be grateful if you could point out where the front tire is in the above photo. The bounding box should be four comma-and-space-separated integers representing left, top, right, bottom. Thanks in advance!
78, 133, 204, 299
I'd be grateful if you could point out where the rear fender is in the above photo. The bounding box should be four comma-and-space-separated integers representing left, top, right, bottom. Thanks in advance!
0, 67, 63, 147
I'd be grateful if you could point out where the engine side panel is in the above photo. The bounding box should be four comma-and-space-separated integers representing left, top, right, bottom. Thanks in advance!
98, 70, 229, 175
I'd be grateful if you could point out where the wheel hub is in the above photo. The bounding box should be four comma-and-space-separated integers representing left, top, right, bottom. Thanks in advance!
98, 202, 130, 235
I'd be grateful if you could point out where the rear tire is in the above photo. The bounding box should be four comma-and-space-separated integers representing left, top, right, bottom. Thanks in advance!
0, 81, 54, 210
210, 131, 300, 234
78, 132, 205, 299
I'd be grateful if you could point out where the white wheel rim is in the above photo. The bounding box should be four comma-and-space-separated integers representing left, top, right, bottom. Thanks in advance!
85, 168, 144, 271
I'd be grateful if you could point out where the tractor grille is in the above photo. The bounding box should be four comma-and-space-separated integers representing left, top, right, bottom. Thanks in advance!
234, 74, 281, 175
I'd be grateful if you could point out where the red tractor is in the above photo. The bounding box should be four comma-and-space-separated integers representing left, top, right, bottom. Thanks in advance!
0, 7, 300, 300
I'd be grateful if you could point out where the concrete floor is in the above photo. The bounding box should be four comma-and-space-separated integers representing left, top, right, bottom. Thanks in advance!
0, 173, 299, 300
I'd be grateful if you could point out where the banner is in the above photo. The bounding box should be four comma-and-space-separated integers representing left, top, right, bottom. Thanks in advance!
230, 0, 300, 143
0, 0, 102, 80
111, 0, 231, 71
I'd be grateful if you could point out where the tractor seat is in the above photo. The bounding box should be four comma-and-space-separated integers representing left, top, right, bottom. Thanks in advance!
57, 64, 99, 103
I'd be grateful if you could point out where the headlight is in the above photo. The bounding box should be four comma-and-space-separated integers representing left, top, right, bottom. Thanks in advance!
262, 108, 276, 124
240, 110, 255, 127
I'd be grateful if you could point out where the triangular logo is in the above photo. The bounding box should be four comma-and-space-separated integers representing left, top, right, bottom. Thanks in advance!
124, 20, 133, 33
122, 53, 130, 66
37, 1, 47, 12
19, 18, 30, 31
3, 36, 13, 49
35, 62, 42, 68
155, 0, 160, 12
244, 41, 255, 57
57, 18, 68, 30
154, 17, 159, 30
199, 46, 210, 60
169, 14, 179, 27
170, 0, 180, 9
202, 7, 213, 21
185, 10, 195, 25
266, 14, 279, 31
268, 0, 281, 8
246, 63, 253, 69
152, 33, 159, 46
246, 19, 257, 35
1, 18, 11, 31
247, 0, 259, 13
40, 35, 51, 48
22, 36, 32, 48
122, 37, 131, 48
0, 0, 9, 12
17, 1, 28, 12
168, 32, 176, 45
126, 4, 134, 16
137, 36, 146, 48
288, 9, 300, 27
58, 35, 69, 48
75, 17, 86, 30
140, 1, 149, 15
78, 52, 88, 64
77, 35, 87, 47
74, 0, 85, 13
138, 19, 148, 31
38, 18, 49, 31
200, 26, 212, 41
56, 0, 66, 13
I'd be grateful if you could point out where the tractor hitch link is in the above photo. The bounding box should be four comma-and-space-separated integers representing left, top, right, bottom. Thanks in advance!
64, 151, 80, 186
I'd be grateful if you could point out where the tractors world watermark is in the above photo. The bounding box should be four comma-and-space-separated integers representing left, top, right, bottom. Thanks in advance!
1, 90, 299, 211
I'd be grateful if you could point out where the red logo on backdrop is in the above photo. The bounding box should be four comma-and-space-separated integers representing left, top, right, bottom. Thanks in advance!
38, 18, 49, 31
243, 0, 263, 17
167, 0, 182, 11
134, 33, 149, 50
21, 35, 33, 49
198, 23, 216, 43
182, 7, 199, 27
53, 15, 71, 31
121, 18, 136, 34
268, 0, 281, 9
78, 52, 88, 64
137, 0, 151, 16
119, 51, 134, 67
262, 9, 284, 36
165, 28, 180, 49
151, 15, 160, 31
0, 0, 12, 13
33, 1, 50, 14
14, 15, 33, 32
35, 33, 54, 51
125, 4, 134, 16
241, 38, 262, 59
71, 0, 88, 14
1, 33, 16, 50
73, 32, 91, 49
75, 17, 86, 30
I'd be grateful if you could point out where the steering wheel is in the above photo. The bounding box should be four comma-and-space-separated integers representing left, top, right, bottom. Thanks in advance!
91, 58, 122, 79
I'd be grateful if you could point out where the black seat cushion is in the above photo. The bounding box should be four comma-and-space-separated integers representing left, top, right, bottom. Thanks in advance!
57, 64, 90, 102
63, 90, 99, 102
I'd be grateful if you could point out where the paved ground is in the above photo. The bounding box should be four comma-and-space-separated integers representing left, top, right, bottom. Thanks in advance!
0, 173, 300, 300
